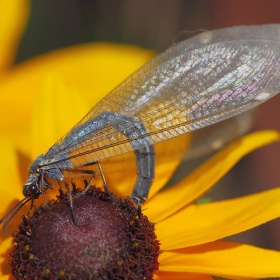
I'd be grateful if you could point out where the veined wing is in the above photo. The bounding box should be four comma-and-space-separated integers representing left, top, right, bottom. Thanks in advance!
42, 25, 280, 168
99, 109, 255, 174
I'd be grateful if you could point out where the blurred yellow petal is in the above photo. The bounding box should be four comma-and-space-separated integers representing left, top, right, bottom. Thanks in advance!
0, 138, 26, 242
149, 157, 182, 198
107, 153, 183, 198
0, 138, 22, 202
0, 0, 30, 71
145, 130, 280, 222
149, 134, 191, 198
157, 187, 280, 250
107, 134, 190, 198
31, 73, 89, 159
0, 43, 155, 155
159, 241, 280, 279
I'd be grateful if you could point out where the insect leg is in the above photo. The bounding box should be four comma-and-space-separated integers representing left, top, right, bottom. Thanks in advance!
66, 167, 114, 202
65, 168, 96, 193
64, 182, 79, 226
39, 170, 48, 207
81, 161, 110, 195
96, 162, 110, 196
63, 111, 155, 204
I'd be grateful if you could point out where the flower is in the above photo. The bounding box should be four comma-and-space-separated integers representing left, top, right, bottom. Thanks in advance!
1, 1, 280, 279
3, 125, 280, 279
2, 124, 280, 279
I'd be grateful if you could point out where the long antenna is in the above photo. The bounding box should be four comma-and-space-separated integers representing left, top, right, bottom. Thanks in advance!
0, 197, 31, 234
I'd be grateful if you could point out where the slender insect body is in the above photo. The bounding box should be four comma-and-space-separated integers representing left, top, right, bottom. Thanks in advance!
23, 110, 156, 204
2, 24, 280, 232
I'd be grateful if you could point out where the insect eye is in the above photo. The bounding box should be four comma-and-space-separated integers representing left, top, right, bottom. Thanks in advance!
22, 183, 41, 199
22, 184, 38, 198
28, 184, 38, 195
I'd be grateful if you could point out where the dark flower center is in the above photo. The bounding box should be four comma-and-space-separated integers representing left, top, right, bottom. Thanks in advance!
10, 186, 159, 279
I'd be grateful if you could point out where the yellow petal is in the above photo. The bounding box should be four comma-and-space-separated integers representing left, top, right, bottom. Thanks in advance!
149, 157, 182, 198
0, 275, 10, 280
106, 134, 190, 198
0, 43, 155, 155
157, 187, 280, 250
159, 241, 280, 279
0, 0, 30, 71
154, 271, 214, 280
106, 152, 183, 198
0, 138, 22, 202
0, 139, 26, 251
149, 134, 191, 199
31, 73, 90, 159
145, 130, 280, 222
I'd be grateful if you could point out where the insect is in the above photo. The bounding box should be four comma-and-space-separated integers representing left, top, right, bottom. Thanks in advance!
1, 24, 280, 232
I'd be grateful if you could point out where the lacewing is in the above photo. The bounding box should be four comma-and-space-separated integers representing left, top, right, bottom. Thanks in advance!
1, 24, 280, 233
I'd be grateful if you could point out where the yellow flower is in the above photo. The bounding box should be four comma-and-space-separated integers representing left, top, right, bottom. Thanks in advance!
2, 114, 280, 279
1, 1, 280, 279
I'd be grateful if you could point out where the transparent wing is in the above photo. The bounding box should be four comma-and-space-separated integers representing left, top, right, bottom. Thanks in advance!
98, 108, 255, 174
43, 24, 280, 168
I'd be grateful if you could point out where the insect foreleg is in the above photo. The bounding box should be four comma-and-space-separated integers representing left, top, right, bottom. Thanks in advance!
66, 165, 113, 202
65, 168, 96, 194
64, 182, 79, 226
64, 111, 155, 204
39, 170, 48, 207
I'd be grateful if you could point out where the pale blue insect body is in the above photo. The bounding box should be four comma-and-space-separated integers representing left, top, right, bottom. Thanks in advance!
1, 24, 280, 232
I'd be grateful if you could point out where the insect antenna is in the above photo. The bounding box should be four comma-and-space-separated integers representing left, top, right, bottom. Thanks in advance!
0, 197, 29, 224
0, 197, 32, 234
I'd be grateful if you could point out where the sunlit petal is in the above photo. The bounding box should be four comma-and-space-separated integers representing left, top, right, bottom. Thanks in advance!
0, 139, 29, 239
145, 130, 280, 222
107, 155, 182, 198
159, 241, 280, 279
107, 134, 190, 198
0, 43, 155, 155
157, 187, 280, 250
149, 134, 191, 199
31, 73, 89, 160
0, 138, 22, 203
0, 0, 30, 71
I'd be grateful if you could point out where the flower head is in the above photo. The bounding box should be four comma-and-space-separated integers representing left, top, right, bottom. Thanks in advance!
2, 125, 280, 279
1, 2, 280, 279
10, 187, 160, 279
